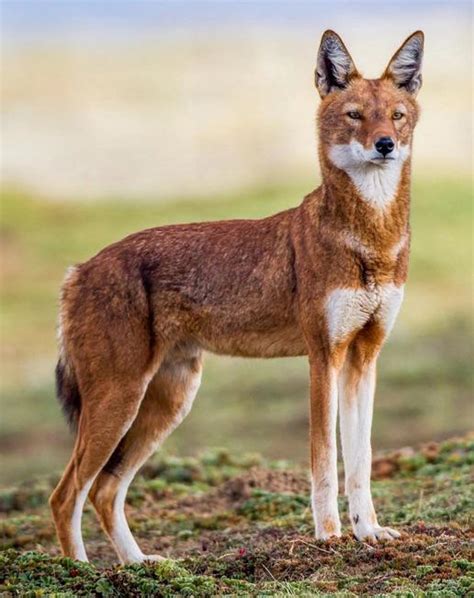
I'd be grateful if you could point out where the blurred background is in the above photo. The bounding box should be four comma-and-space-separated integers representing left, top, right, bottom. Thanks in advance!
1, 1, 472, 484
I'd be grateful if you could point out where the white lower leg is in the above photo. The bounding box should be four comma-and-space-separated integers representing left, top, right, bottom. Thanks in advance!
341, 361, 375, 533
312, 463, 341, 539
70, 479, 94, 561
108, 442, 171, 563
312, 367, 341, 539
109, 471, 147, 564
339, 361, 399, 541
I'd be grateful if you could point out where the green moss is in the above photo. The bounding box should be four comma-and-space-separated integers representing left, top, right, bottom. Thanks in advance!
425, 576, 474, 597
0, 551, 231, 597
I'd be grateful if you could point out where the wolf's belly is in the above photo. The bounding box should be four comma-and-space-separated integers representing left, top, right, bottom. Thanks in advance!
200, 323, 308, 358
325, 283, 404, 345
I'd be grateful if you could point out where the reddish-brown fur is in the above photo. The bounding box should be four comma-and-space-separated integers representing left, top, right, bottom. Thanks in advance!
50, 30, 423, 561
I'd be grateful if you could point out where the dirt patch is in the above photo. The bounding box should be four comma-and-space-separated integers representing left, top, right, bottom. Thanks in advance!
169, 467, 309, 511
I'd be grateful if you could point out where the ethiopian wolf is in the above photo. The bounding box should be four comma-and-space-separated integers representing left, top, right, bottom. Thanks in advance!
50, 30, 424, 563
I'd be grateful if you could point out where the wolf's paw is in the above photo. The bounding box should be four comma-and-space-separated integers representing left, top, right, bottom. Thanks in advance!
124, 554, 167, 564
315, 530, 342, 541
315, 516, 342, 541
141, 554, 167, 562
355, 524, 400, 543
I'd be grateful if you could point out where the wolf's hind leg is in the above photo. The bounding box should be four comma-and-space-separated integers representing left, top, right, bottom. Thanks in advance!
49, 378, 148, 561
89, 353, 202, 564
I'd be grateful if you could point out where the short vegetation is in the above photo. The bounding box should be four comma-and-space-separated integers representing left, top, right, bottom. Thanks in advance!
1, 436, 473, 596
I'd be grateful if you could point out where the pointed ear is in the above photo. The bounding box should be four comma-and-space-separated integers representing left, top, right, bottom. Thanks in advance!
383, 31, 424, 96
315, 30, 359, 98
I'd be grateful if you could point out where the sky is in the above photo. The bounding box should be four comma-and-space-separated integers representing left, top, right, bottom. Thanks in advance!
2, 1, 470, 41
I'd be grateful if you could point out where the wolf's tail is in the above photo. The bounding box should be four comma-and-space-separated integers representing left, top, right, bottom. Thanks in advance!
55, 266, 81, 432
55, 347, 81, 433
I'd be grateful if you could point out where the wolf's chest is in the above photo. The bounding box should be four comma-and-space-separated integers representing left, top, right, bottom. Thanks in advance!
325, 283, 404, 345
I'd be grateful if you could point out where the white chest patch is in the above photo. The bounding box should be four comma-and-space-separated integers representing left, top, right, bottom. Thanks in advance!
329, 142, 410, 209
325, 284, 404, 345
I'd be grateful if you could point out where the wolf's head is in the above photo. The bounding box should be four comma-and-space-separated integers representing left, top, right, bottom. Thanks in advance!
315, 30, 423, 205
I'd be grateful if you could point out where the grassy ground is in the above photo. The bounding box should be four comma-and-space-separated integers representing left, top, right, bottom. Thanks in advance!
0, 176, 472, 483
0, 435, 473, 596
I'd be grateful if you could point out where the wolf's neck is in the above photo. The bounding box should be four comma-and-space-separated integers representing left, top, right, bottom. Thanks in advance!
319, 155, 412, 236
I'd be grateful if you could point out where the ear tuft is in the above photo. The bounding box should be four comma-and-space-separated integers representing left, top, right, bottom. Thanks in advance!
316, 30, 359, 98
383, 31, 424, 96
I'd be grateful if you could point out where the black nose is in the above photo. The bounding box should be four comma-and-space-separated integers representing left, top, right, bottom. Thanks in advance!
375, 136, 395, 157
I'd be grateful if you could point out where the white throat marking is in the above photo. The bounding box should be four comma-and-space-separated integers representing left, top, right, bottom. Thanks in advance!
329, 141, 410, 209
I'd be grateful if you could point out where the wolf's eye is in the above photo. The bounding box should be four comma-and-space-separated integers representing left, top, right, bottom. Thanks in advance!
392, 111, 404, 120
347, 111, 362, 120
